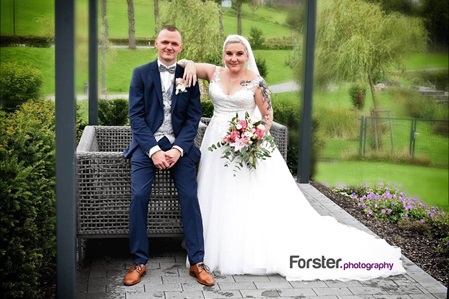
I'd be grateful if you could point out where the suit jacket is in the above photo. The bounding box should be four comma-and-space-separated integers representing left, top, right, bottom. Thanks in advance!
124, 59, 202, 163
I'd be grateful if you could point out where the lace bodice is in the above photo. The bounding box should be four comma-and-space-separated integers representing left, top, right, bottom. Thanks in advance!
208, 67, 263, 120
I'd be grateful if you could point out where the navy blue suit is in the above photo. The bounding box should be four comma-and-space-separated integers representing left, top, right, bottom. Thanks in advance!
124, 59, 204, 265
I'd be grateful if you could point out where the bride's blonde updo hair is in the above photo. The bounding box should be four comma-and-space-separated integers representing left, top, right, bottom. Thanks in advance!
223, 36, 248, 53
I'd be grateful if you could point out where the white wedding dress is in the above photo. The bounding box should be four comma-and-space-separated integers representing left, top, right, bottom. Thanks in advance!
196, 67, 405, 281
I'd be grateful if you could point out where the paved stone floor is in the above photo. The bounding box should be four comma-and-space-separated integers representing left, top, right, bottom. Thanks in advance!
76, 184, 448, 299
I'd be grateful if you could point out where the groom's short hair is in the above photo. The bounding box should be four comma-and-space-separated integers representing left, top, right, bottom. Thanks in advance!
158, 25, 182, 41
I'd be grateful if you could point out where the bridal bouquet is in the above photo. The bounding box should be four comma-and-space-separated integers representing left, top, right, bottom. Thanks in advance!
208, 112, 276, 174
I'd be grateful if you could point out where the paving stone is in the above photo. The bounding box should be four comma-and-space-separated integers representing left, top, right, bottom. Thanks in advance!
203, 290, 243, 299
143, 283, 183, 292
165, 290, 205, 299
106, 283, 145, 294
383, 285, 424, 295
312, 287, 353, 296
240, 289, 282, 298
408, 295, 441, 299
336, 296, 376, 299
218, 282, 257, 290
324, 280, 363, 287
86, 293, 126, 299
160, 262, 186, 271
181, 283, 220, 292
127, 292, 165, 299
212, 274, 236, 283
162, 276, 200, 284
347, 286, 389, 295
233, 275, 271, 282
276, 287, 316, 296
254, 281, 292, 289
372, 295, 412, 299
290, 280, 328, 288
267, 275, 289, 282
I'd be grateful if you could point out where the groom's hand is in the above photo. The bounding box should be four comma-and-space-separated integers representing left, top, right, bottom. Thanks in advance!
165, 149, 181, 168
151, 150, 170, 170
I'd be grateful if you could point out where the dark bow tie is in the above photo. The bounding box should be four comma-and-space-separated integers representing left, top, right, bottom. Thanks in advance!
159, 65, 175, 74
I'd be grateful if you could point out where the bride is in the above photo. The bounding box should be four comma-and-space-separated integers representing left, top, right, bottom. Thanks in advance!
178, 35, 406, 281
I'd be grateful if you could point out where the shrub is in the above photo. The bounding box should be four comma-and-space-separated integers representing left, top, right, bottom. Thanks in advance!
397, 88, 438, 119
255, 56, 268, 79
248, 26, 264, 50
98, 98, 129, 125
0, 99, 85, 299
0, 100, 56, 299
348, 82, 366, 110
272, 93, 324, 178
315, 106, 360, 139
0, 62, 43, 113
201, 99, 214, 118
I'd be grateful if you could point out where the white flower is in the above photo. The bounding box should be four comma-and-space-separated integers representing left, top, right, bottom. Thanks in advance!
175, 78, 187, 95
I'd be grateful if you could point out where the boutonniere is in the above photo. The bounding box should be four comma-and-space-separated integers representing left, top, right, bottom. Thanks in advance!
175, 78, 188, 95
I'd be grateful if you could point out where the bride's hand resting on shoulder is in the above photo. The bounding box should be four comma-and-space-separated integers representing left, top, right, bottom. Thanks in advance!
178, 59, 197, 87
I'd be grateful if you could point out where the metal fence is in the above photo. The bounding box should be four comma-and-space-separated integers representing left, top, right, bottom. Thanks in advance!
359, 116, 449, 167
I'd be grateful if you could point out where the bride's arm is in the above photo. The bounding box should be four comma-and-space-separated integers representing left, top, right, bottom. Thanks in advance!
254, 78, 273, 132
178, 59, 216, 85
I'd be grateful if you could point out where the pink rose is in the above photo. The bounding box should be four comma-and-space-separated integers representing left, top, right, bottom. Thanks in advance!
230, 130, 240, 142
237, 120, 247, 131
255, 128, 265, 139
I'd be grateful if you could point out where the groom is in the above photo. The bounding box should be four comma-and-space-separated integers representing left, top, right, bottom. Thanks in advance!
123, 25, 214, 287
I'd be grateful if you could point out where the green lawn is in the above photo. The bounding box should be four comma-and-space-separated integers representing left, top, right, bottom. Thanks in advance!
404, 52, 448, 70
1, 0, 293, 39
315, 161, 449, 212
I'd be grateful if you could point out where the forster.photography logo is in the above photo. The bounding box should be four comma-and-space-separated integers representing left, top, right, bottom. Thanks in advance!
289, 255, 395, 271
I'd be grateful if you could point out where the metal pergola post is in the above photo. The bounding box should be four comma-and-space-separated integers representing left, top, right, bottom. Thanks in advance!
89, 0, 99, 125
297, 0, 317, 183
55, 0, 76, 297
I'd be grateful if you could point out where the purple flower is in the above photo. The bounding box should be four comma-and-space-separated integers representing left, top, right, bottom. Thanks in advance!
362, 204, 366, 209
420, 219, 425, 223
381, 209, 386, 214
368, 209, 373, 214
387, 209, 392, 214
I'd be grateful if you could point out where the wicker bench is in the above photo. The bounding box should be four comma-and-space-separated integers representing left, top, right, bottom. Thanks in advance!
76, 118, 288, 243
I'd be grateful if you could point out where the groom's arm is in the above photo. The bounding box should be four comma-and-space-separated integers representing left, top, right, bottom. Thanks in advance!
128, 66, 159, 153
172, 82, 202, 155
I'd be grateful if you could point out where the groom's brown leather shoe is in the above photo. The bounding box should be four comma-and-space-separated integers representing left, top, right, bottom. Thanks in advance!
189, 262, 215, 286
124, 264, 147, 286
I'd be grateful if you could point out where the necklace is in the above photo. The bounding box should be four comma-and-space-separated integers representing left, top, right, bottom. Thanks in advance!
227, 70, 243, 84
228, 75, 241, 84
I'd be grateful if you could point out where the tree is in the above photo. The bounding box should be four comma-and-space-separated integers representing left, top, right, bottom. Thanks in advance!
420, 0, 449, 48
127, 0, 136, 49
154, 0, 160, 37
306, 0, 426, 109
161, 0, 222, 63
235, 0, 243, 35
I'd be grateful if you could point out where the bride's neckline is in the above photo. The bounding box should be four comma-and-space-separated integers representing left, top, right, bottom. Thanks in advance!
213, 67, 256, 97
